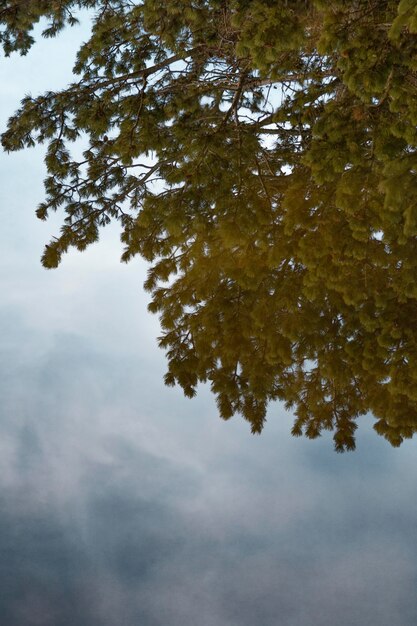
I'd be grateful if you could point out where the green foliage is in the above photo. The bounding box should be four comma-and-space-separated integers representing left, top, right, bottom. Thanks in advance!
2, 0, 417, 450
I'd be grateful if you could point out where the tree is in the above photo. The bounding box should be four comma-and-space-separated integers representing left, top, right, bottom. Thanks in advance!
1, 0, 417, 451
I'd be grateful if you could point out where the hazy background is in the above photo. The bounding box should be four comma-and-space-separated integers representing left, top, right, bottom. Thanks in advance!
0, 18, 416, 626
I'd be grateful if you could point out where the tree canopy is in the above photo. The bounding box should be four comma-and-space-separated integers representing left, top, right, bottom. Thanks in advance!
1, 0, 417, 450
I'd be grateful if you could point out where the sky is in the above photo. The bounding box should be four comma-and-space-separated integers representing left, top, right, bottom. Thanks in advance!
0, 16, 416, 626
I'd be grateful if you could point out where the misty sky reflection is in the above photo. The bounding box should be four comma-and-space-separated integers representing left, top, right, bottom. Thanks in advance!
1, 310, 417, 625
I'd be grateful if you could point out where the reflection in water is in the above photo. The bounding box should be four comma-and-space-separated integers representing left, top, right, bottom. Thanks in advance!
0, 327, 416, 626
2, 7, 416, 452
0, 12, 416, 626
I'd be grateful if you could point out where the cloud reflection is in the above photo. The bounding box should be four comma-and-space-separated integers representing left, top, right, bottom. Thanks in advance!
0, 314, 416, 625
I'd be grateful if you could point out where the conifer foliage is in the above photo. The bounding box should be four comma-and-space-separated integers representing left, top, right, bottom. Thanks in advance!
1, 0, 417, 450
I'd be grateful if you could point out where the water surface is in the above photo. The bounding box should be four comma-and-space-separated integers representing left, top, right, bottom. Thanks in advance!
0, 22, 416, 626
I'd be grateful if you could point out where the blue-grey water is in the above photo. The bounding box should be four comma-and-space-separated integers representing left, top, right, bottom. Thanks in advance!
1, 23, 416, 626
2, 280, 417, 626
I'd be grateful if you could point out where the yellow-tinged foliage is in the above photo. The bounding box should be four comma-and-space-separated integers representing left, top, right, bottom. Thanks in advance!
2, 0, 417, 450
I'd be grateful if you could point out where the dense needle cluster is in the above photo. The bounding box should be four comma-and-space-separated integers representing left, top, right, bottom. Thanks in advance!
1, 0, 417, 450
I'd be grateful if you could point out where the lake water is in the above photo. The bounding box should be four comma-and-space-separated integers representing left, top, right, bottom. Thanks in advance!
0, 20, 416, 626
